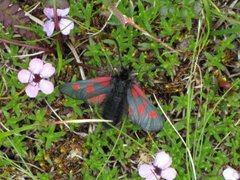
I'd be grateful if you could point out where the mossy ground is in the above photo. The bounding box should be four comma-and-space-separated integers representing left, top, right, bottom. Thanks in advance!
0, 0, 239, 179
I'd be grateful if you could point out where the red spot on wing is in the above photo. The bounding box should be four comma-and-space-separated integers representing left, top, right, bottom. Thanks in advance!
87, 94, 106, 104
72, 83, 80, 90
143, 100, 147, 106
100, 81, 110, 87
92, 77, 111, 87
131, 88, 138, 98
93, 77, 112, 83
149, 110, 158, 119
86, 83, 94, 93
131, 84, 147, 99
137, 104, 145, 115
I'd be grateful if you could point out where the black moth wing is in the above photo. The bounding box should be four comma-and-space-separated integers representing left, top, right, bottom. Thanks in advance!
59, 77, 113, 104
127, 83, 164, 132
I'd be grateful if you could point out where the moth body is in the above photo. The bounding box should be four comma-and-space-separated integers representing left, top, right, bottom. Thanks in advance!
102, 68, 131, 124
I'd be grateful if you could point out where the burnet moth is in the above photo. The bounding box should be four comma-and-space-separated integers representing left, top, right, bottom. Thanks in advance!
59, 43, 163, 132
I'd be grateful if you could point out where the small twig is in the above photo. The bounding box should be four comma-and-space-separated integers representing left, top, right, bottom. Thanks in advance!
66, 42, 86, 80
87, 0, 122, 36
42, 119, 112, 126
13, 51, 45, 58
44, 98, 87, 137
25, 2, 44, 26
214, 118, 240, 150
0, 37, 53, 53
229, 72, 240, 78
109, 4, 179, 53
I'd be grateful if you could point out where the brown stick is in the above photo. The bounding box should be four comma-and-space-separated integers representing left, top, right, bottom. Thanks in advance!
0, 37, 53, 53
109, 4, 180, 53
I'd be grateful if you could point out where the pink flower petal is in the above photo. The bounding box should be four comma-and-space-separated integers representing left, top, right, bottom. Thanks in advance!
44, 7, 54, 19
145, 174, 160, 180
59, 18, 74, 35
43, 20, 55, 37
25, 84, 39, 98
154, 151, 172, 169
138, 164, 155, 178
161, 168, 177, 180
223, 167, 240, 180
40, 63, 55, 78
39, 79, 54, 95
18, 69, 33, 83
29, 58, 44, 74
57, 8, 70, 17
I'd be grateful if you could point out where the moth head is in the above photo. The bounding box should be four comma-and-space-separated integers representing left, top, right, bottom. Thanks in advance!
113, 67, 130, 80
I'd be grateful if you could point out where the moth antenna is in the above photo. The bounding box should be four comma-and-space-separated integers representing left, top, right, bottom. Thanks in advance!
113, 39, 123, 68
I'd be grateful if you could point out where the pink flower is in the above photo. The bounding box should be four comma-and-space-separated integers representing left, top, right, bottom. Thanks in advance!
138, 151, 177, 180
223, 166, 240, 180
43, 7, 74, 36
18, 58, 55, 98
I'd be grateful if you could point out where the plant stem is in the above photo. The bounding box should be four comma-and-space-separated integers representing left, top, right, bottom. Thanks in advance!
0, 37, 53, 53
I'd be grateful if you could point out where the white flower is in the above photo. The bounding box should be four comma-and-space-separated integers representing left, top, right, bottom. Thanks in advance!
138, 151, 177, 180
43, 7, 74, 36
18, 58, 55, 98
223, 166, 240, 180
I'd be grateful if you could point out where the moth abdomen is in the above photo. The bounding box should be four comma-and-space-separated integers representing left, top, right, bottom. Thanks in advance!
102, 78, 129, 124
